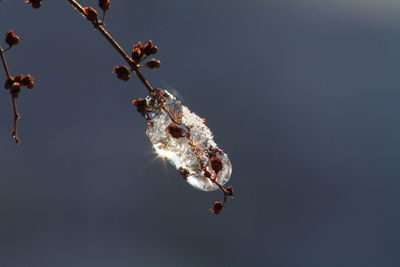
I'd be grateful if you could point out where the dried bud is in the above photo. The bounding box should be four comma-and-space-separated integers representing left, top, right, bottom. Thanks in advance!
113, 66, 130, 81
132, 47, 142, 63
226, 186, 234, 197
98, 0, 111, 12
10, 82, 21, 97
14, 74, 23, 83
132, 98, 147, 116
5, 30, 20, 47
27, 81, 35, 89
150, 46, 159, 55
210, 156, 223, 174
210, 201, 224, 214
178, 167, 190, 180
204, 170, 212, 178
145, 59, 161, 69
83, 7, 98, 21
4, 77, 14, 89
20, 74, 33, 86
25, 0, 41, 9
143, 40, 154, 55
167, 124, 185, 138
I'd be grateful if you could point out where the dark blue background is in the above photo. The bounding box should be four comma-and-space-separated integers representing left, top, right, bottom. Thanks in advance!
1, 1, 400, 266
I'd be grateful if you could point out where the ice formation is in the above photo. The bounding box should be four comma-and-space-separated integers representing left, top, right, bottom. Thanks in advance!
136, 89, 232, 191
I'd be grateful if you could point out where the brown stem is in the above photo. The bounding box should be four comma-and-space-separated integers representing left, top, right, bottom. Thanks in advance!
0, 46, 11, 79
1, 46, 20, 144
11, 93, 20, 144
66, 0, 154, 93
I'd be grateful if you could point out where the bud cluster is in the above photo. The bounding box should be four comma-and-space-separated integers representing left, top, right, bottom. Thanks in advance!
113, 41, 160, 81
4, 75, 35, 97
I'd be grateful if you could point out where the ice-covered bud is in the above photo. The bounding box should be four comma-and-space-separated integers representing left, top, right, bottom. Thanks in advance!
144, 89, 232, 191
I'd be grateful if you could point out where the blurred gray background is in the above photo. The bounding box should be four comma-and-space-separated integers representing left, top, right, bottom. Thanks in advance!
1, 0, 400, 266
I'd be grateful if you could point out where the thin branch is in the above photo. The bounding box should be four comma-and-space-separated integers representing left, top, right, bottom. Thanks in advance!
1, 45, 21, 144
0, 46, 11, 79
11, 93, 20, 144
66, 0, 154, 93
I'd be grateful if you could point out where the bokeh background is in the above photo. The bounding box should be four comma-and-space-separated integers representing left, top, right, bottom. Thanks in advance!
1, 0, 400, 266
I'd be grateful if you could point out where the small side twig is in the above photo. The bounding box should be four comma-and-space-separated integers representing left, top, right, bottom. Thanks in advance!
1, 30, 36, 144
10, 93, 20, 144
1, 46, 20, 144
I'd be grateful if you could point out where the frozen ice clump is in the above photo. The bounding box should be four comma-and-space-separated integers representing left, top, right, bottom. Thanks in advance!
142, 89, 232, 191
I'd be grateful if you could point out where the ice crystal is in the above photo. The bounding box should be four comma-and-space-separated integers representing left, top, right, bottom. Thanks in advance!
143, 89, 232, 191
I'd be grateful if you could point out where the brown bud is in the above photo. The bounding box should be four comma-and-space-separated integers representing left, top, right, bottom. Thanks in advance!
4, 77, 14, 89
10, 83, 21, 97
145, 59, 161, 69
226, 186, 234, 197
98, 0, 111, 12
143, 40, 154, 55
132, 47, 142, 63
167, 124, 184, 138
25, 0, 41, 9
204, 170, 212, 178
20, 74, 33, 86
210, 201, 224, 214
5, 30, 20, 47
210, 156, 223, 174
27, 81, 35, 89
132, 98, 147, 116
83, 7, 98, 21
178, 167, 190, 180
14, 74, 23, 83
113, 66, 130, 81
150, 46, 159, 55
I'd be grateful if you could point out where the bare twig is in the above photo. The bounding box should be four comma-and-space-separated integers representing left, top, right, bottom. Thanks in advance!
66, 0, 154, 93
10, 93, 20, 144
0, 46, 11, 79
1, 46, 20, 144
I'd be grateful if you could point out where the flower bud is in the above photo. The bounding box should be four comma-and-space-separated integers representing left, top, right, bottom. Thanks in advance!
5, 30, 20, 47
83, 7, 98, 22
210, 156, 223, 174
27, 81, 35, 89
113, 66, 130, 81
132, 47, 142, 63
25, 0, 41, 9
4, 77, 14, 90
226, 186, 234, 197
98, 0, 111, 12
145, 59, 161, 69
210, 201, 224, 214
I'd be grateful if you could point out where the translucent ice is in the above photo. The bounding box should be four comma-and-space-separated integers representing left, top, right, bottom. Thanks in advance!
144, 89, 232, 191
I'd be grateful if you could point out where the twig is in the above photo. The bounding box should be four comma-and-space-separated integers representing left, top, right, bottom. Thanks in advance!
10, 93, 20, 144
1, 46, 20, 144
0, 46, 11, 79
66, 0, 154, 93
